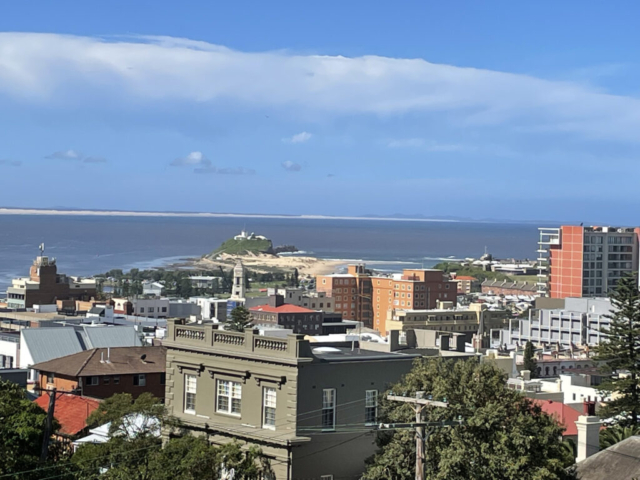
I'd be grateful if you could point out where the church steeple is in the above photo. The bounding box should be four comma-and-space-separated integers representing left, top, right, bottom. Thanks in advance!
231, 261, 246, 300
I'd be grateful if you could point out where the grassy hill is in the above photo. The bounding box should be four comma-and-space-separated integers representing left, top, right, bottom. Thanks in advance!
210, 237, 274, 256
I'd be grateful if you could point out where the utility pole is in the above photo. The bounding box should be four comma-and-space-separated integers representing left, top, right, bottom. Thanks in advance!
40, 387, 57, 463
385, 391, 455, 480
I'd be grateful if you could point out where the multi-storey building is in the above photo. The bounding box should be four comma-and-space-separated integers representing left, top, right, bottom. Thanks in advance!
267, 287, 335, 313
537, 226, 640, 298
6, 256, 96, 309
317, 264, 456, 334
386, 302, 509, 343
249, 295, 323, 335
507, 297, 612, 349
163, 319, 418, 479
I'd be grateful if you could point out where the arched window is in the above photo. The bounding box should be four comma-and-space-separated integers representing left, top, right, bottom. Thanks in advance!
545, 367, 550, 376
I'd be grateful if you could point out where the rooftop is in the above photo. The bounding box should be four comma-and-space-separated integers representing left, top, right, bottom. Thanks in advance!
250, 304, 316, 314
32, 346, 166, 377
34, 394, 100, 436
534, 399, 581, 436
311, 345, 419, 362
575, 435, 640, 479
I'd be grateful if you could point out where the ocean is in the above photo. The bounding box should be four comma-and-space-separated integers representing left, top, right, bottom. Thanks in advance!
0, 214, 544, 292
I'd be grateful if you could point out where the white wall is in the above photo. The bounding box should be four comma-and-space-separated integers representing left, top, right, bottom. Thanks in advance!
538, 375, 610, 404
0, 338, 19, 368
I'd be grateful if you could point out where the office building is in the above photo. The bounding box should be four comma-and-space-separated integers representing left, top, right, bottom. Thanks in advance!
249, 295, 323, 335
537, 226, 639, 298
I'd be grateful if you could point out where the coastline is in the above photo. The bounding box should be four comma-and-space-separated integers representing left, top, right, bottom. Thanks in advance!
0, 207, 458, 223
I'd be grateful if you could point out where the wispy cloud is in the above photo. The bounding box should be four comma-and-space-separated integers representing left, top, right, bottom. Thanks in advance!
281, 161, 302, 172
194, 166, 255, 175
45, 149, 107, 163
387, 139, 468, 152
0, 159, 21, 167
45, 149, 83, 160
171, 151, 210, 167
283, 132, 312, 144
3, 33, 640, 142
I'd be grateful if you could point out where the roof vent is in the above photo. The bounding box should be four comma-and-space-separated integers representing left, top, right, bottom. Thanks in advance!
140, 353, 147, 364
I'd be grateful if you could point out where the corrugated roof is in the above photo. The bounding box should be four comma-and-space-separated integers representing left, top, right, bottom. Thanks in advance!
34, 394, 101, 436
22, 328, 84, 365
81, 326, 142, 349
575, 436, 640, 479
32, 346, 166, 377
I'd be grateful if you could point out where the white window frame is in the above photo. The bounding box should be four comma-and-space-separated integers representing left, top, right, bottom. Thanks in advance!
134, 374, 146, 387
262, 387, 277, 429
322, 388, 336, 431
216, 379, 242, 416
184, 374, 197, 414
365, 390, 378, 425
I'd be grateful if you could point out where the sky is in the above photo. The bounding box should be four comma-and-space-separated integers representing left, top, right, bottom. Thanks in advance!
1, 1, 640, 223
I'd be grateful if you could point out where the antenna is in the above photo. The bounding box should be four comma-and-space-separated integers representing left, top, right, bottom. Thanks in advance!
39, 243, 45, 256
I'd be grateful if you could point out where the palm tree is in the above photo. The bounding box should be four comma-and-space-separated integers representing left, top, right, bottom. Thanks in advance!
600, 424, 640, 450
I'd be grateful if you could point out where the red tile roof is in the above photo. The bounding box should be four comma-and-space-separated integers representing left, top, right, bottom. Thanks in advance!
34, 393, 101, 436
455, 276, 477, 281
534, 400, 581, 436
250, 304, 315, 314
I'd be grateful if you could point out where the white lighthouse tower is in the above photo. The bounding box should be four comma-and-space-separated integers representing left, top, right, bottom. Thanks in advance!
231, 261, 246, 300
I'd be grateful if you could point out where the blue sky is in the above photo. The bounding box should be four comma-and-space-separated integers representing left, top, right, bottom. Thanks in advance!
1, 1, 640, 223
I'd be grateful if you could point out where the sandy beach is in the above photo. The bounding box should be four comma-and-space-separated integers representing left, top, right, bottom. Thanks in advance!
183, 252, 345, 278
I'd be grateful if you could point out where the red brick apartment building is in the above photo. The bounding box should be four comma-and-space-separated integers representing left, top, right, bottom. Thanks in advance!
33, 346, 166, 400
317, 264, 456, 334
538, 226, 640, 299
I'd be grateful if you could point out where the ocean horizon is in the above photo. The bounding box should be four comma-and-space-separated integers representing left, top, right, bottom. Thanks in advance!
0, 214, 548, 293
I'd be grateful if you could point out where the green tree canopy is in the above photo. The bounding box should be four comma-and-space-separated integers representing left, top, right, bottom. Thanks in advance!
362, 358, 575, 480
595, 274, 640, 425
523, 341, 538, 378
599, 424, 640, 450
227, 306, 253, 332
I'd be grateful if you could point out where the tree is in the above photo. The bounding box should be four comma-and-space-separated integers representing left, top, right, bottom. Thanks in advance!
0, 381, 56, 478
523, 341, 538, 378
362, 358, 576, 480
600, 424, 640, 450
227, 306, 253, 332
292, 268, 299, 287
177, 278, 193, 298
595, 274, 640, 425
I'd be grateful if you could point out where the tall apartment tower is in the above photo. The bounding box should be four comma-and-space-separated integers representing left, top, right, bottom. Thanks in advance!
538, 226, 640, 298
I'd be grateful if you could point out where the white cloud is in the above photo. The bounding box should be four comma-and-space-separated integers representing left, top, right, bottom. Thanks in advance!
171, 151, 211, 167
281, 161, 302, 172
1, 33, 640, 142
284, 132, 312, 143
45, 149, 83, 160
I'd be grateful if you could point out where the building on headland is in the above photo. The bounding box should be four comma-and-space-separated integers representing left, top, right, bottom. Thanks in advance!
163, 318, 418, 480
33, 346, 166, 400
316, 264, 456, 334
386, 301, 509, 345
249, 295, 323, 335
6, 256, 96, 309
537, 226, 640, 298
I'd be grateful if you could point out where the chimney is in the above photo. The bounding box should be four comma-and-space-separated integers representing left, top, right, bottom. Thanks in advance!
576, 415, 601, 462
106, 347, 111, 363
522, 370, 531, 381
100, 352, 105, 363
583, 401, 596, 416
268, 295, 284, 308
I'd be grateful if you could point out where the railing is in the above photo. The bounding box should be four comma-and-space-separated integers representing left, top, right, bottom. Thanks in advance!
176, 328, 205, 341
214, 332, 245, 346
254, 338, 287, 352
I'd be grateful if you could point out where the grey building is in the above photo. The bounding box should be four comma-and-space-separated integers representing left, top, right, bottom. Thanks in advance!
506, 297, 612, 348
163, 318, 419, 480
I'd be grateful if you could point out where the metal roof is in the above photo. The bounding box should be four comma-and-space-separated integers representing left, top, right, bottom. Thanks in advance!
79, 326, 142, 349
21, 328, 84, 364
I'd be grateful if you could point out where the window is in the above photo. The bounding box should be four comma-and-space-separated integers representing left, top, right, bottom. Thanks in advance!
113, 376, 120, 384
133, 374, 146, 386
322, 389, 336, 431
263, 387, 277, 429
139, 307, 145, 313
217, 380, 242, 415
320, 476, 334, 480
86, 376, 99, 386
46, 373, 55, 384
103, 376, 110, 385
160, 373, 166, 385
149, 307, 155, 313
184, 374, 197, 414
365, 390, 378, 425
161, 307, 167, 313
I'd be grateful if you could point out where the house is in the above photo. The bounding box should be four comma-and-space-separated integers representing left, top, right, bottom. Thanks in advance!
113, 298, 170, 318
142, 281, 165, 296
574, 435, 640, 480
534, 399, 582, 439
19, 325, 142, 382
33, 346, 166, 400
163, 318, 419, 480
249, 295, 323, 335
34, 393, 101, 444
188, 276, 219, 290
73, 413, 160, 451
